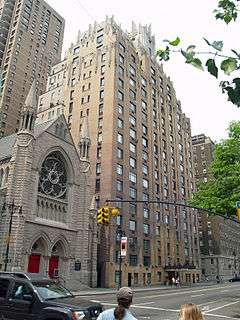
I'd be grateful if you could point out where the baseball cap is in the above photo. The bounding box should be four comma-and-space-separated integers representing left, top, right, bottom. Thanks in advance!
116, 287, 133, 300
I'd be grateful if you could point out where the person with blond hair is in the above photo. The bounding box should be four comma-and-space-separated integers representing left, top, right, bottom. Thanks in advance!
180, 303, 204, 320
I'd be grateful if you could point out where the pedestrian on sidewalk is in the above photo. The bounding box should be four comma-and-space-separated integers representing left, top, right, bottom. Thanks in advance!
180, 303, 204, 320
176, 277, 180, 288
97, 287, 137, 320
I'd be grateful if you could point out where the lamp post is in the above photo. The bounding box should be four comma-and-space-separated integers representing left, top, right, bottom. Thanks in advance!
233, 250, 237, 277
116, 227, 125, 290
1, 201, 22, 271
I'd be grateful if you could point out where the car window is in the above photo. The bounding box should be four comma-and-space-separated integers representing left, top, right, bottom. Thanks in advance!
33, 281, 73, 300
0, 279, 10, 298
11, 282, 33, 300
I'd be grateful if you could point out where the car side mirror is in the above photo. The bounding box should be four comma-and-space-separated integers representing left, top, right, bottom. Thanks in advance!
23, 294, 35, 302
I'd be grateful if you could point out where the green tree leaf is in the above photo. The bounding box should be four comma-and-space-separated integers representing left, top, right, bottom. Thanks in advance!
206, 59, 218, 78
169, 37, 180, 46
212, 41, 224, 51
221, 58, 238, 75
188, 58, 204, 70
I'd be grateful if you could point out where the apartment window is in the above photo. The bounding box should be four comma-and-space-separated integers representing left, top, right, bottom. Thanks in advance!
99, 104, 103, 115
119, 54, 124, 64
130, 203, 137, 215
117, 133, 123, 144
96, 163, 101, 174
142, 125, 147, 135
70, 90, 74, 100
117, 180, 123, 192
101, 65, 105, 74
142, 137, 148, 148
97, 34, 103, 44
129, 89, 136, 101
141, 88, 147, 98
101, 53, 106, 62
151, 67, 155, 75
143, 208, 149, 219
97, 132, 102, 143
142, 150, 148, 161
117, 78, 124, 89
95, 179, 100, 192
69, 102, 73, 114
130, 102, 136, 113
116, 164, 123, 176
141, 76, 146, 87
129, 78, 136, 87
129, 187, 137, 199
142, 193, 149, 201
118, 118, 124, 128
99, 90, 104, 100
119, 66, 124, 77
142, 164, 148, 175
129, 255, 137, 266
130, 128, 136, 139
97, 147, 102, 159
129, 172, 137, 183
130, 143, 136, 153
98, 118, 103, 128
117, 148, 123, 159
129, 220, 136, 231
118, 91, 124, 101
129, 65, 136, 76
141, 100, 147, 110
119, 42, 125, 52
129, 157, 136, 168
142, 178, 149, 189
100, 77, 104, 86
143, 224, 150, 235
129, 115, 136, 126
118, 104, 123, 114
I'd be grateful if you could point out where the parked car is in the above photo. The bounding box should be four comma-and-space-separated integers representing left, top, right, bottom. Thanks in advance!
229, 276, 240, 282
0, 272, 103, 320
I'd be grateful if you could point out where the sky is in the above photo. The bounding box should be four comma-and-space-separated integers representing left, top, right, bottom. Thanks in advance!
47, 0, 240, 141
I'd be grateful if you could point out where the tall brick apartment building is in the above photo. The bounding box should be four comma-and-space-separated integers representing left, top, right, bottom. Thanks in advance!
37, 17, 201, 287
0, 0, 64, 137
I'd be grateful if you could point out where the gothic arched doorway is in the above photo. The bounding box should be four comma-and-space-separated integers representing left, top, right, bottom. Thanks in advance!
28, 237, 47, 273
48, 240, 65, 278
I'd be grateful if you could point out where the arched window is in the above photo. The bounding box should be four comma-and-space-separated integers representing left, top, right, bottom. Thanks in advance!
38, 152, 67, 199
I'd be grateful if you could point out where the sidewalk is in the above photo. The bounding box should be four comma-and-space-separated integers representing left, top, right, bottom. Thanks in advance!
73, 281, 217, 296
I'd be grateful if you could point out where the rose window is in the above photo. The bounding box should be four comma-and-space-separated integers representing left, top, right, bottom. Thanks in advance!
39, 152, 67, 199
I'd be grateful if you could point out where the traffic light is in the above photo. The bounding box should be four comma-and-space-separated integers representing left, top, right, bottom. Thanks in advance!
111, 208, 119, 217
102, 207, 110, 225
237, 208, 240, 222
97, 209, 104, 225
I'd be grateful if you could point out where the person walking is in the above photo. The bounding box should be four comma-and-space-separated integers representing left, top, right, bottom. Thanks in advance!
176, 277, 180, 288
171, 276, 176, 287
180, 303, 204, 320
97, 287, 137, 320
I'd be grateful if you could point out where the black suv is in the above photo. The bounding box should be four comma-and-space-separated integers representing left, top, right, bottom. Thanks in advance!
0, 272, 103, 320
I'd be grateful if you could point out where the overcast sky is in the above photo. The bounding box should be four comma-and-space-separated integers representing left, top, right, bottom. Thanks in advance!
47, 0, 240, 141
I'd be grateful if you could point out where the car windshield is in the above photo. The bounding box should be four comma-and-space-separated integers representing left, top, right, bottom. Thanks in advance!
33, 281, 73, 300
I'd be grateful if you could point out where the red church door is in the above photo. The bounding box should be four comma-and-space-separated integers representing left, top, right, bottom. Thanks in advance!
28, 254, 40, 273
48, 256, 59, 278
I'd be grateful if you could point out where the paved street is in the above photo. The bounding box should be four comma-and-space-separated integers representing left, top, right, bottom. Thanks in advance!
80, 283, 240, 320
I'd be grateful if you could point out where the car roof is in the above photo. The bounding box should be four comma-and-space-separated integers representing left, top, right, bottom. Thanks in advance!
0, 272, 51, 281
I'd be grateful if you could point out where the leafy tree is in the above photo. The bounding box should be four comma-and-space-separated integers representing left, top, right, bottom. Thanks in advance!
156, 0, 240, 107
190, 121, 240, 216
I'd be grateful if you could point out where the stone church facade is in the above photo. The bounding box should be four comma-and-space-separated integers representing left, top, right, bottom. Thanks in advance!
0, 83, 97, 290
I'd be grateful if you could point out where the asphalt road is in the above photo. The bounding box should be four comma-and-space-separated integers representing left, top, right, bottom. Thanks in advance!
82, 283, 240, 320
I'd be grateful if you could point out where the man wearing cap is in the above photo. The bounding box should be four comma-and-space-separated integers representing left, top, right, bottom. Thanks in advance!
97, 287, 137, 320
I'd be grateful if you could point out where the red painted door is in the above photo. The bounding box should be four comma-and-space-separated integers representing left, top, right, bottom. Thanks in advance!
48, 256, 59, 278
28, 254, 40, 273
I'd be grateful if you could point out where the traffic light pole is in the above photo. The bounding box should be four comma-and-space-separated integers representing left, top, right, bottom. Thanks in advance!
1, 201, 22, 271
117, 227, 125, 290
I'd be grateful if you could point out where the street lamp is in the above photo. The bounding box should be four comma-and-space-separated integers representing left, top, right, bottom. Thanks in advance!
1, 201, 22, 271
116, 226, 125, 290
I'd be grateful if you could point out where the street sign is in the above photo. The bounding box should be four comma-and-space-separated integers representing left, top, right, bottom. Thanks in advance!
236, 201, 240, 209
120, 237, 127, 257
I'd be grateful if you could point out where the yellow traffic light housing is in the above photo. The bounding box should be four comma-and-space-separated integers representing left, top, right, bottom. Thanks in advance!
102, 207, 110, 225
97, 209, 104, 225
111, 208, 119, 217
237, 208, 240, 222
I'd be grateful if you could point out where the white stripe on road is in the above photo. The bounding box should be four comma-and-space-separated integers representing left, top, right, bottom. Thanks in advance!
205, 313, 239, 319
221, 290, 229, 293
102, 302, 179, 313
198, 300, 220, 307
134, 283, 240, 300
205, 300, 239, 313
191, 294, 205, 298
